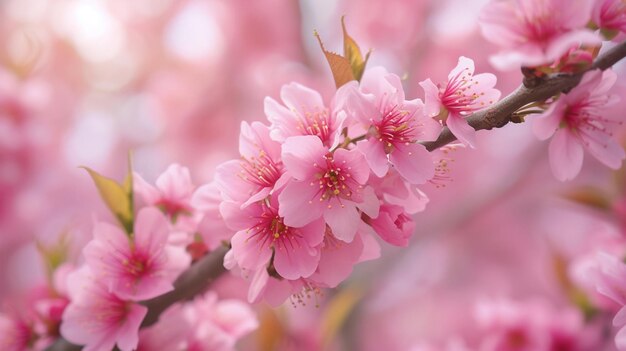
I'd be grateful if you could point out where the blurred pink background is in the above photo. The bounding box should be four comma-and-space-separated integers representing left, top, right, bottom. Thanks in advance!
1, 0, 625, 350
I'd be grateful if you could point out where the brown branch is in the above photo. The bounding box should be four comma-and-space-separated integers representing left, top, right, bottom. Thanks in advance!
422, 41, 626, 152
45, 246, 227, 351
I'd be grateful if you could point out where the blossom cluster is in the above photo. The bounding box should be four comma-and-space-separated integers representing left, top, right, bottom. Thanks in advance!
211, 61, 499, 305
480, 0, 626, 181
10, 165, 259, 351
1, 0, 626, 350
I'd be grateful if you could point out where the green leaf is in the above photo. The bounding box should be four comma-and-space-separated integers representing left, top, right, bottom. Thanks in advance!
82, 157, 134, 234
342, 16, 370, 82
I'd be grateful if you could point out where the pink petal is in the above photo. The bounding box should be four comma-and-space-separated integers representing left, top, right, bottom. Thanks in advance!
533, 103, 565, 140
614, 306, 626, 327
132, 172, 160, 205
585, 131, 626, 169
419, 78, 442, 118
446, 113, 476, 148
155, 164, 193, 200
323, 201, 360, 242
248, 268, 268, 304
280, 83, 325, 118
281, 135, 326, 181
314, 234, 364, 288
449, 56, 475, 79
273, 238, 320, 280
264, 96, 298, 142
389, 143, 435, 184
548, 129, 584, 181
546, 29, 601, 64
357, 138, 389, 178
278, 181, 324, 227
333, 148, 370, 185
231, 230, 272, 271
134, 207, 169, 254
115, 304, 148, 351
616, 322, 626, 350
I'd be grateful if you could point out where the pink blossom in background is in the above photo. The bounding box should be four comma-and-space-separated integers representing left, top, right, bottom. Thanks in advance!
479, 0, 600, 70
1, 0, 626, 350
592, 0, 626, 38
533, 69, 624, 181
192, 182, 234, 251
60, 267, 148, 351
420, 56, 500, 147
593, 252, 626, 350
83, 207, 190, 301
134, 164, 195, 221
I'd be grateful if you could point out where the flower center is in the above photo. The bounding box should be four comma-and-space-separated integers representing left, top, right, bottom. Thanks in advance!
239, 150, 282, 188
375, 106, 417, 154
297, 108, 332, 143
313, 154, 354, 202
440, 69, 484, 114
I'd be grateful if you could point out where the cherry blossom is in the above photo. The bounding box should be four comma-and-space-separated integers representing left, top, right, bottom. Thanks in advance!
264, 82, 345, 147
420, 57, 500, 147
533, 69, 624, 181
83, 207, 191, 301
345, 67, 441, 183
60, 267, 148, 351
215, 121, 287, 207
278, 135, 378, 242
221, 193, 325, 280
479, 0, 600, 70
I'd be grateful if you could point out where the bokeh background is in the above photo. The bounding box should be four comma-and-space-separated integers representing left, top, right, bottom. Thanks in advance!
2, 0, 625, 349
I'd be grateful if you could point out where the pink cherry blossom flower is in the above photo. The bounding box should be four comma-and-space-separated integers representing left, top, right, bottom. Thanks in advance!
134, 164, 195, 220
215, 121, 287, 207
479, 0, 600, 70
533, 69, 624, 181
264, 82, 345, 147
366, 203, 416, 247
185, 292, 258, 344
61, 267, 148, 351
192, 182, 234, 251
278, 135, 379, 242
221, 193, 325, 280
311, 226, 368, 288
420, 57, 500, 147
593, 252, 626, 350
475, 298, 590, 351
0, 314, 32, 351
368, 169, 430, 214
345, 67, 440, 184
592, 0, 626, 38
83, 207, 191, 301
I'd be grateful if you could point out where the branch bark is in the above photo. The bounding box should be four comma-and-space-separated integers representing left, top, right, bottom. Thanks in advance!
45, 41, 626, 351
422, 41, 626, 151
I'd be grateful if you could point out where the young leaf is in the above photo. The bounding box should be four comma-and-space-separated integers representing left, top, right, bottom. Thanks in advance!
82, 166, 134, 234
342, 16, 370, 82
315, 30, 355, 88
314, 17, 370, 88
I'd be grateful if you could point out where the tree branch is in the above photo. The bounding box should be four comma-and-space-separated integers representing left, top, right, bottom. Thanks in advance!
422, 41, 626, 152
45, 246, 227, 351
